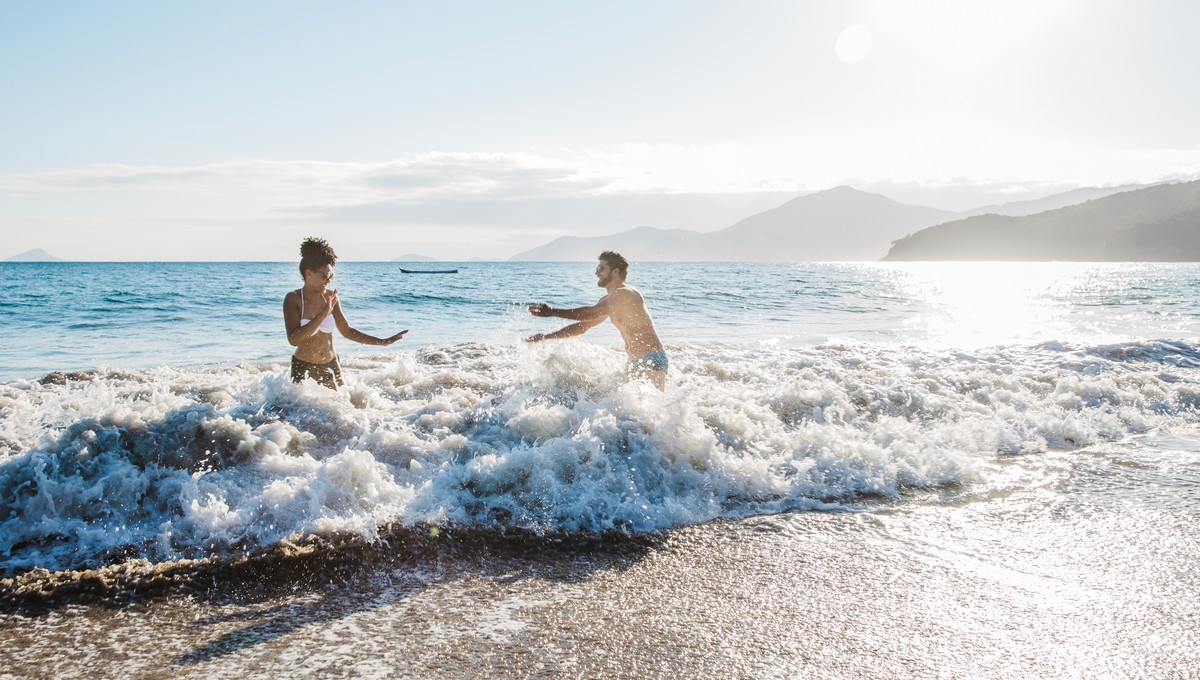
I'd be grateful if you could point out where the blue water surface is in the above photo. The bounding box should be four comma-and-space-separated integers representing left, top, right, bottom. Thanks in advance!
2, 261, 1200, 381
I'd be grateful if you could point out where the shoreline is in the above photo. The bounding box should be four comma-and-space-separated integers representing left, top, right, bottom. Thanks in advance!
2, 495, 1195, 678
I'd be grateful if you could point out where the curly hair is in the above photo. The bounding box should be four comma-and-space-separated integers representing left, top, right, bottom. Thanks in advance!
299, 237, 337, 279
598, 250, 629, 277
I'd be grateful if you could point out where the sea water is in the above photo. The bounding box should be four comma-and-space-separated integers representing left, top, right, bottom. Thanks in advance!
1, 261, 1197, 677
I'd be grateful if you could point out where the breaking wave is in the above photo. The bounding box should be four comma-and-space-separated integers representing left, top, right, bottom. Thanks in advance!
1, 339, 1198, 574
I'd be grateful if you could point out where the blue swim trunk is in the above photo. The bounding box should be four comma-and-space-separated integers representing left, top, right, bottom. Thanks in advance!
628, 349, 669, 376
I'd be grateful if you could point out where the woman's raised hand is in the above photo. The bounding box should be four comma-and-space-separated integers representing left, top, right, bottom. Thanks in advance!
383, 329, 409, 345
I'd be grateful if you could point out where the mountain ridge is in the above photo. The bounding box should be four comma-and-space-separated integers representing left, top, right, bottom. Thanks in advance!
883, 180, 1200, 261
509, 186, 956, 261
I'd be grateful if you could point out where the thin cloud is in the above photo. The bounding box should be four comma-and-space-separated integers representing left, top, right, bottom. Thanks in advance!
283, 191, 795, 235
4, 143, 1199, 216
0, 153, 618, 204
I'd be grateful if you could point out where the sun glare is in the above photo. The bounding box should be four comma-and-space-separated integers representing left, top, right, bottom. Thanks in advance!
891, 263, 1082, 348
835, 24, 873, 64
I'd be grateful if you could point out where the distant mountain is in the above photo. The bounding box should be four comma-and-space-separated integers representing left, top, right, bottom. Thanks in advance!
4, 248, 63, 262
959, 184, 1145, 218
510, 187, 956, 262
393, 253, 436, 262
510, 226, 701, 261
1103, 204, 1200, 260
883, 180, 1200, 261
676, 186, 956, 261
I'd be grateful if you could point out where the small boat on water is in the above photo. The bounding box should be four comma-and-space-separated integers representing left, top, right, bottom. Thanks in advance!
400, 267, 459, 274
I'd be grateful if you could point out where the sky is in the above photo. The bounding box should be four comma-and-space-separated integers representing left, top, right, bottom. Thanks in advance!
2, 0, 1198, 261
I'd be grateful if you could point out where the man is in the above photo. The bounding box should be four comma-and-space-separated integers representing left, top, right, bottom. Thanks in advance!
526, 251, 668, 390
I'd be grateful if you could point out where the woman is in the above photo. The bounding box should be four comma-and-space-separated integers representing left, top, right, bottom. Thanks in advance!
283, 237, 408, 389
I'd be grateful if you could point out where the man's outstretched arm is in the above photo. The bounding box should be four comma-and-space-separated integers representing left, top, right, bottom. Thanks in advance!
528, 300, 609, 322
526, 299, 610, 342
525, 316, 605, 343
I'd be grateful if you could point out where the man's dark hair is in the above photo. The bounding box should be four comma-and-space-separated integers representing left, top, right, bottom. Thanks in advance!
299, 237, 337, 279
598, 250, 629, 277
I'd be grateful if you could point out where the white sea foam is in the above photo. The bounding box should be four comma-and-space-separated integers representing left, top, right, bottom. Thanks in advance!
1, 339, 1198, 573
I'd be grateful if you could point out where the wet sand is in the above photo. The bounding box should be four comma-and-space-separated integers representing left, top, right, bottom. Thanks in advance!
3, 478, 1196, 679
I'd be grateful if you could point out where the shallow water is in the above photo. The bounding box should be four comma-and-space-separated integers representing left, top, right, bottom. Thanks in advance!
1, 262, 1198, 676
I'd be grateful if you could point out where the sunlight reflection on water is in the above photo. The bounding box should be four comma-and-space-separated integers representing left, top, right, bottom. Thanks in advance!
878, 262, 1200, 348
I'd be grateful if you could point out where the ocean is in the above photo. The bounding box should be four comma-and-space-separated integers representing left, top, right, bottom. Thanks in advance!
1, 261, 1198, 678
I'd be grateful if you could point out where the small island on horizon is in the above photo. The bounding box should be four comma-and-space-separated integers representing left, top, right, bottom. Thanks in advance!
3, 248, 64, 263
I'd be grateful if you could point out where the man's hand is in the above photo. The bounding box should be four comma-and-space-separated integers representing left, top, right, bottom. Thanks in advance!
523, 333, 546, 343
528, 303, 552, 317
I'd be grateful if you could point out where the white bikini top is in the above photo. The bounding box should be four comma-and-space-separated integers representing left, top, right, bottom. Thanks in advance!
298, 289, 336, 334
